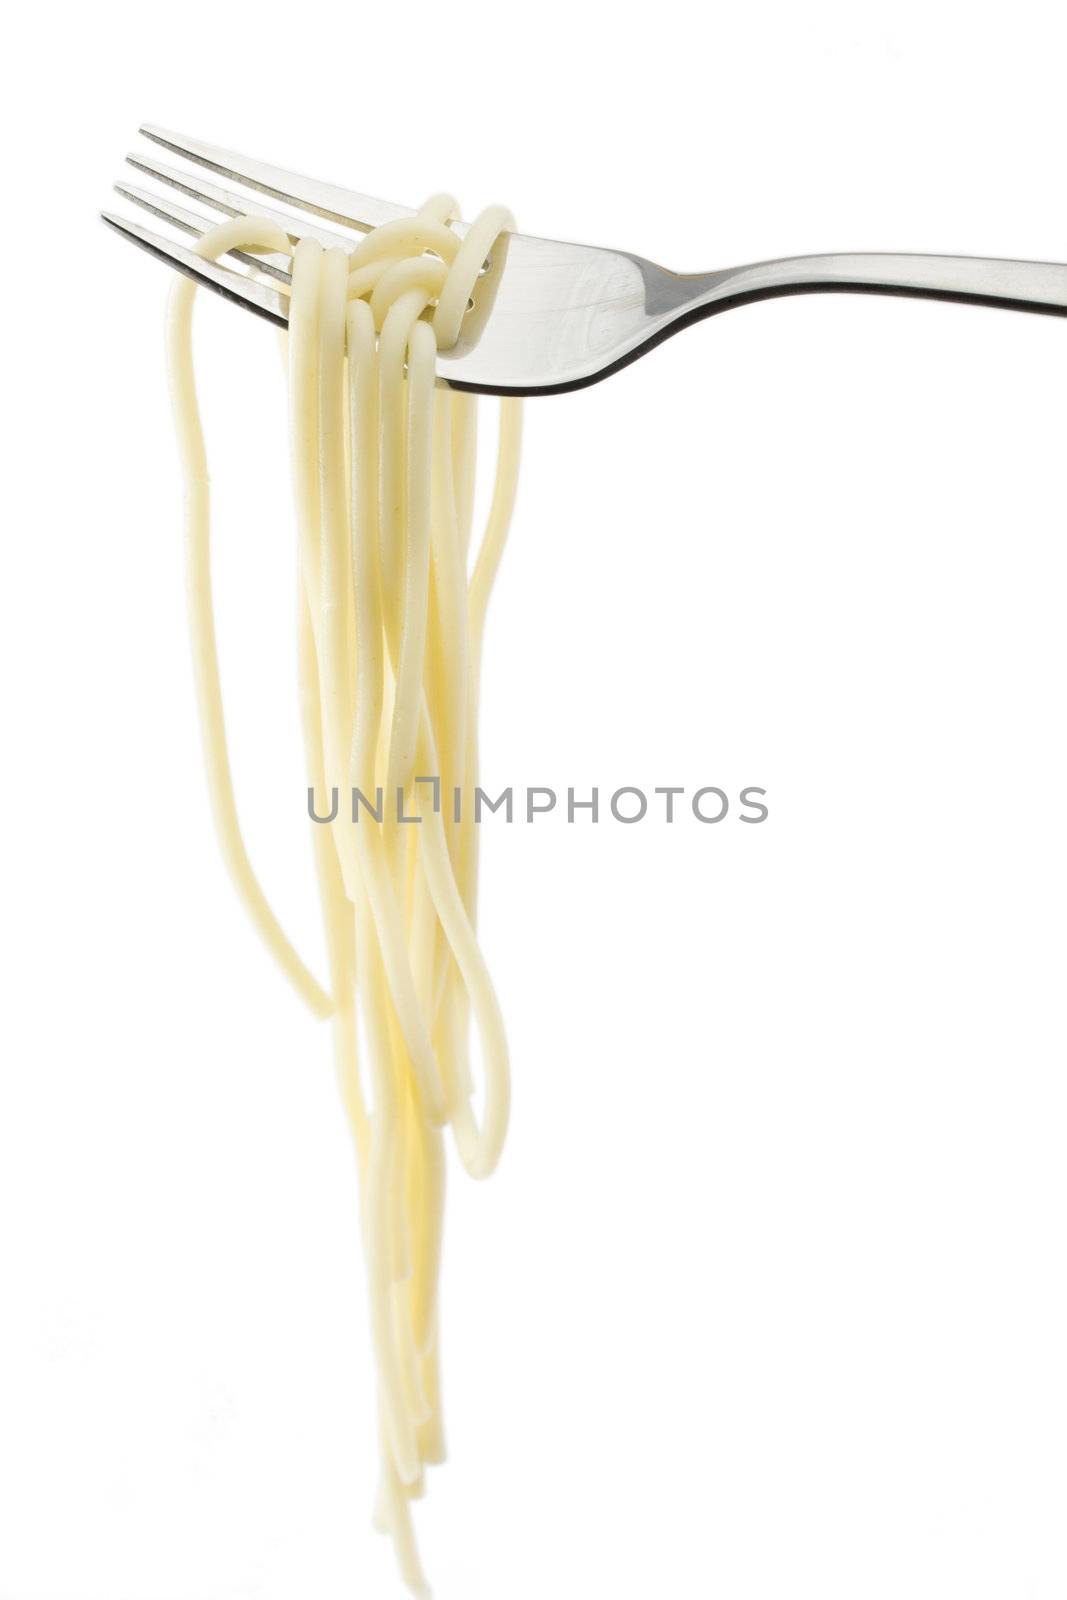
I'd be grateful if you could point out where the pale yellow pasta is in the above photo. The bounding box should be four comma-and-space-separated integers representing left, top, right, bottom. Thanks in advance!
166, 197, 522, 1597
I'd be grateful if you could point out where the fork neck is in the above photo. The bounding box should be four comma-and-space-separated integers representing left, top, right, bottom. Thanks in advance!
655, 252, 1067, 324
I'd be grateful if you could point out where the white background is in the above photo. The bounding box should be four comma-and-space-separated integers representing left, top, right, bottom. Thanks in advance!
2, 3, 1065, 1597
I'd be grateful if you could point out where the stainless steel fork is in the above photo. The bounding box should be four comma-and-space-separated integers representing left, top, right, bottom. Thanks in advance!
102, 126, 1067, 397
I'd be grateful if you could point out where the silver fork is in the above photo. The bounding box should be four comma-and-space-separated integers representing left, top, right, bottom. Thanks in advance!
102, 125, 1067, 398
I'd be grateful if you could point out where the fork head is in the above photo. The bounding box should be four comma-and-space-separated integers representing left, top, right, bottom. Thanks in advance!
102, 125, 665, 396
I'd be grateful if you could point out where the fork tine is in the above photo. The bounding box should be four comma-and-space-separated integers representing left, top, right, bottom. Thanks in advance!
101, 211, 289, 328
114, 182, 293, 283
140, 124, 422, 235
124, 152, 356, 254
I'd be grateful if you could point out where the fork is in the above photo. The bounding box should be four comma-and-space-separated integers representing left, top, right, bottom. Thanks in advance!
102, 126, 1067, 398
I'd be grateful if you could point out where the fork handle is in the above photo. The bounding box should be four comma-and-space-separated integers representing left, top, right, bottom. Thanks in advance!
686, 252, 1067, 321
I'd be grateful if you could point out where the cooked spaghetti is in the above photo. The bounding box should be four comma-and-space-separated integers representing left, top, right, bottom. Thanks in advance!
167, 199, 522, 1595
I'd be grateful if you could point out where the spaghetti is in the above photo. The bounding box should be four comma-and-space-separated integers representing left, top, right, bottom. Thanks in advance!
167, 198, 522, 1595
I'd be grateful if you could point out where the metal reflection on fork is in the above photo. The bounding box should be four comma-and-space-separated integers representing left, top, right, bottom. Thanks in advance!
101, 124, 1067, 398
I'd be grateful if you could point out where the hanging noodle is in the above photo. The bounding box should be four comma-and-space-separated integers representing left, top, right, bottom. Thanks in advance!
166, 197, 522, 1596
